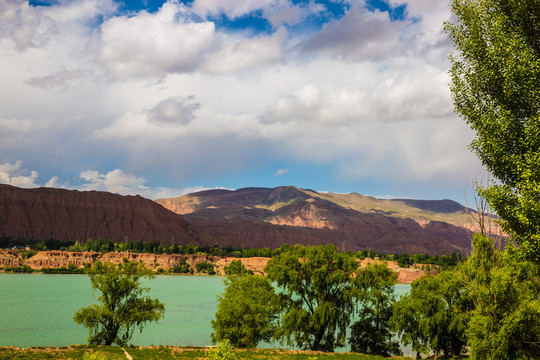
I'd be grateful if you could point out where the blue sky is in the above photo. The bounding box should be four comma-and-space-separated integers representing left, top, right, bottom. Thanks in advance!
0, 0, 485, 202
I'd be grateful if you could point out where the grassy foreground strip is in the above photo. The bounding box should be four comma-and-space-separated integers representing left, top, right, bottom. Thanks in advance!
0, 346, 412, 360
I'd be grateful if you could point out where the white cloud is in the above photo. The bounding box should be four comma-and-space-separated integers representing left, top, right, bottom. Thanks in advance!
0, 161, 221, 199
0, 160, 45, 188
191, 0, 281, 20
78, 169, 229, 199
201, 28, 286, 74
43, 0, 117, 24
44, 176, 59, 188
0, 0, 55, 50
274, 169, 289, 176
79, 168, 146, 194
98, 2, 217, 78
261, 82, 324, 124
301, 4, 407, 61
191, 0, 321, 27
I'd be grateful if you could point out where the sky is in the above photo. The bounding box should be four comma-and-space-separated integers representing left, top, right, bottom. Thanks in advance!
0, 0, 486, 202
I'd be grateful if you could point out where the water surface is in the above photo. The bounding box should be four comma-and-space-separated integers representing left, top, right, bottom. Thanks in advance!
0, 274, 410, 348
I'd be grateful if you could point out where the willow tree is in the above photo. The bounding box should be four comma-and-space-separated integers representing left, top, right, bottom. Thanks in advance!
211, 274, 283, 348
445, 0, 540, 261
73, 260, 165, 346
350, 263, 401, 357
265, 244, 358, 352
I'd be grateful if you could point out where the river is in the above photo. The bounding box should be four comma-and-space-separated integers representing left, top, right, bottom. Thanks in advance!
0, 274, 410, 348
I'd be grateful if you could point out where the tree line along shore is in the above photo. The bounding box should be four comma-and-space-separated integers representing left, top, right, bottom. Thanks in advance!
0, 246, 444, 283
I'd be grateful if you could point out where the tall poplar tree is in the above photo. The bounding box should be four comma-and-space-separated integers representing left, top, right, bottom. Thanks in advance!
445, 0, 540, 261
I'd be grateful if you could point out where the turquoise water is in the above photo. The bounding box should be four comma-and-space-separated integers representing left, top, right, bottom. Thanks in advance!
0, 274, 410, 348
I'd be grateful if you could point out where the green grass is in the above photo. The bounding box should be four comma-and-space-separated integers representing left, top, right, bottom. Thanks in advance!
0, 346, 413, 360
0, 345, 126, 360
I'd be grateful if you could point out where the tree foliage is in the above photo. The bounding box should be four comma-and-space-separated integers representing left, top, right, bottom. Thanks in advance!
265, 244, 358, 352
223, 260, 253, 276
391, 270, 471, 358
461, 234, 540, 359
211, 274, 283, 348
73, 260, 165, 346
445, 0, 540, 261
349, 263, 401, 357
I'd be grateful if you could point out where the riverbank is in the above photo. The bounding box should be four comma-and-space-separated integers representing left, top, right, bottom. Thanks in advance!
0, 250, 430, 283
0, 345, 413, 360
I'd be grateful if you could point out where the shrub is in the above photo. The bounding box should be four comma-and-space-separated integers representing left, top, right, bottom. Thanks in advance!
206, 340, 238, 360
196, 262, 215, 275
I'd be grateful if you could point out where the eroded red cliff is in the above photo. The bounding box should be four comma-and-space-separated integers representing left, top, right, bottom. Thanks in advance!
0, 184, 213, 246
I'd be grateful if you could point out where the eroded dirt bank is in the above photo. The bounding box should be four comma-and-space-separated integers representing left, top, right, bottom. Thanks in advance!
0, 250, 430, 283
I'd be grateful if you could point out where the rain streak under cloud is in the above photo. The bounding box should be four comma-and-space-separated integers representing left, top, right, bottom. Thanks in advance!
0, 0, 484, 201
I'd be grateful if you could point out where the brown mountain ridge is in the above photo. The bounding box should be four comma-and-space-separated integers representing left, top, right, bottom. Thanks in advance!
156, 186, 474, 255
0, 184, 474, 255
0, 184, 214, 247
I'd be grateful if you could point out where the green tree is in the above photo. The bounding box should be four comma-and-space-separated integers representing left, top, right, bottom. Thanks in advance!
349, 263, 401, 357
391, 270, 471, 358
265, 244, 357, 352
390, 288, 428, 358
196, 261, 216, 275
211, 275, 282, 348
73, 260, 165, 346
461, 234, 540, 359
223, 260, 252, 276
445, 0, 540, 262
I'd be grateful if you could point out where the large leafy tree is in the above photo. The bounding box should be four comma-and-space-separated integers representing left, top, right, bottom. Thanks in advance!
349, 263, 401, 357
73, 260, 165, 346
445, 0, 540, 261
265, 244, 357, 352
391, 270, 471, 358
211, 274, 283, 348
461, 234, 540, 359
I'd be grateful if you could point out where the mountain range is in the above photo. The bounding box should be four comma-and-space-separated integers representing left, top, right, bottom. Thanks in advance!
156, 186, 474, 255
0, 184, 475, 255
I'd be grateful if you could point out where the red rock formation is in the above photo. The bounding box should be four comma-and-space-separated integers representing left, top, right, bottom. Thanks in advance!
24, 251, 100, 269
0, 250, 22, 267
158, 187, 473, 255
0, 184, 214, 247
2, 250, 425, 283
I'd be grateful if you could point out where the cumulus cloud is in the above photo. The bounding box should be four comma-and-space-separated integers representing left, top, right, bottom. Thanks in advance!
301, 4, 407, 61
0, 0, 55, 50
42, 0, 117, 24
78, 169, 228, 199
0, 161, 220, 199
191, 0, 323, 27
274, 168, 289, 176
261, 82, 324, 124
201, 28, 286, 74
98, 2, 217, 77
79, 168, 146, 194
0, 161, 43, 188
